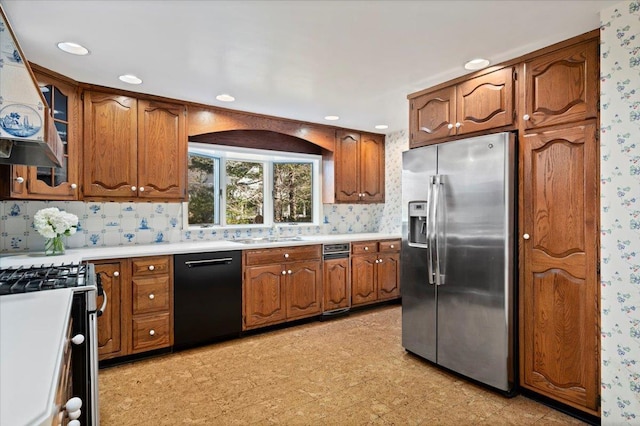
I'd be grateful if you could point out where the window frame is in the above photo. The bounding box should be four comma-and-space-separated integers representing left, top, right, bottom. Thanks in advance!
184, 143, 322, 230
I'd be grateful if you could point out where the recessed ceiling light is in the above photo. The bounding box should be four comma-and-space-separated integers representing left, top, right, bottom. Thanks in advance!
216, 94, 235, 102
375, 124, 389, 130
324, 115, 339, 121
464, 58, 490, 70
57, 41, 89, 56
118, 74, 143, 85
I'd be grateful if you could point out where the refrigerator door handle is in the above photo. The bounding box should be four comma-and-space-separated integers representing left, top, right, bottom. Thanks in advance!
427, 176, 436, 285
433, 175, 445, 285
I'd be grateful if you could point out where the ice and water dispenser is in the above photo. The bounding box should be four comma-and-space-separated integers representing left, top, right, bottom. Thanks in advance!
408, 201, 428, 246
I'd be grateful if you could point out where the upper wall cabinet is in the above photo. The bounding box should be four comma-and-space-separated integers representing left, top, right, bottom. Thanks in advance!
334, 130, 384, 203
0, 68, 80, 200
522, 39, 598, 130
409, 67, 515, 147
83, 91, 187, 201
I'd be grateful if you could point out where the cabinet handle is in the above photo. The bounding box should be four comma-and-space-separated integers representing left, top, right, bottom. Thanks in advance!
148, 265, 155, 271
71, 334, 85, 345
149, 329, 155, 336
455, 122, 461, 128
284, 253, 289, 258
139, 186, 145, 192
149, 293, 155, 300
131, 186, 137, 191
15, 176, 24, 184
70, 183, 77, 189
523, 114, 530, 121
113, 271, 120, 277
523, 233, 530, 240
287, 270, 292, 275
447, 123, 454, 130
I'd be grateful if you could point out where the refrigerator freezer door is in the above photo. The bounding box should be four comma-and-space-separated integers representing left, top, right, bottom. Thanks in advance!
401, 146, 437, 362
435, 133, 514, 391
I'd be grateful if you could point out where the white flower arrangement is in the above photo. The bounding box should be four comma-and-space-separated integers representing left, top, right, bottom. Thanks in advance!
34, 208, 78, 254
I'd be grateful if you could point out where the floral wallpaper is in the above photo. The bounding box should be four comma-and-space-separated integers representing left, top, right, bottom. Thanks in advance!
600, 1, 640, 423
378, 129, 407, 234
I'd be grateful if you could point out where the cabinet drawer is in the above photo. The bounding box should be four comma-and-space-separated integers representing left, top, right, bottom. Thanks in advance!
132, 256, 170, 276
245, 245, 321, 265
379, 239, 401, 252
351, 241, 378, 255
132, 276, 170, 315
131, 313, 171, 353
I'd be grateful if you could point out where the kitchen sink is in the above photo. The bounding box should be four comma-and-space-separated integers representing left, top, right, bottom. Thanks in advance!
233, 236, 303, 244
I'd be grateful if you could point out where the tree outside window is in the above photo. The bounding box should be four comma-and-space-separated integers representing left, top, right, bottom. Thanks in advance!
226, 160, 264, 225
273, 162, 312, 223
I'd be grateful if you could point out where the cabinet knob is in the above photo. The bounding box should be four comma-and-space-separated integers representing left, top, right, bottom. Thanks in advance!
284, 253, 289, 258
447, 123, 454, 130
523, 114, 530, 121
68, 409, 81, 420
68, 421, 80, 426
455, 122, 461, 128
390, 244, 394, 249
287, 270, 292, 275
282, 270, 287, 275
364, 247, 369, 251
139, 186, 145, 192
523, 233, 530, 240
113, 271, 120, 277
131, 186, 137, 191
148, 265, 155, 271
15, 176, 24, 184
64, 397, 82, 412
149, 329, 155, 336
71, 334, 85, 345
70, 183, 77, 189
149, 293, 155, 300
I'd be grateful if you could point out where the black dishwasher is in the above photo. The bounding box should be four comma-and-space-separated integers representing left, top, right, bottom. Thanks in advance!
174, 251, 242, 349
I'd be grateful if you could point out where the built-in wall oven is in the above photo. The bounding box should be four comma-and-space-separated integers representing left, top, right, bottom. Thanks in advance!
0, 262, 101, 425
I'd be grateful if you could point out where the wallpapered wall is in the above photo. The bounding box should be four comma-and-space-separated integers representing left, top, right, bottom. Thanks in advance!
0, 130, 407, 253
600, 2, 640, 423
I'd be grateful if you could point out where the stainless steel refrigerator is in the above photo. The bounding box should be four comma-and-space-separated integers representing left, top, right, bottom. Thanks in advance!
401, 132, 515, 392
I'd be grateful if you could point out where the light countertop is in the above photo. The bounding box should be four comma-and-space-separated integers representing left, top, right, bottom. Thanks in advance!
0, 232, 401, 268
0, 289, 74, 426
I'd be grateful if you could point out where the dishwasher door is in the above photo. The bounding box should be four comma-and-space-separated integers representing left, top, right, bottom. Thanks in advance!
173, 250, 242, 349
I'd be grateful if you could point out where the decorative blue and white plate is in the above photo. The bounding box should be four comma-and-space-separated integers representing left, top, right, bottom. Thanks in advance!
0, 104, 42, 137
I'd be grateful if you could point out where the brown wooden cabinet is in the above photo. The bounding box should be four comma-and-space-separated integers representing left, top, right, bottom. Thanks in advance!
522, 39, 598, 130
83, 91, 187, 201
323, 257, 350, 312
334, 130, 384, 203
243, 245, 322, 329
520, 123, 599, 414
92, 255, 173, 361
1, 67, 80, 200
351, 239, 401, 306
93, 260, 126, 361
409, 67, 515, 148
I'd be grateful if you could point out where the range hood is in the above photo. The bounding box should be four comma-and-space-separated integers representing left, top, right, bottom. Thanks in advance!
0, 5, 64, 168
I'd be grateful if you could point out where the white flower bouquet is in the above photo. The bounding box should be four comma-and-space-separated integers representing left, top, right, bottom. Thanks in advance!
34, 207, 79, 255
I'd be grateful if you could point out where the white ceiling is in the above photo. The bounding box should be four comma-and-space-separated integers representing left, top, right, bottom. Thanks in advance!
1, 0, 616, 134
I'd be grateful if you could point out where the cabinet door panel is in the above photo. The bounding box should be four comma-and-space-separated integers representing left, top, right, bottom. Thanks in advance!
457, 67, 514, 135
351, 255, 377, 305
94, 262, 123, 360
521, 124, 599, 412
524, 40, 598, 129
83, 92, 137, 197
137, 100, 187, 199
377, 253, 400, 300
323, 258, 350, 311
360, 133, 385, 203
286, 261, 322, 319
410, 86, 455, 147
244, 264, 286, 328
335, 130, 360, 202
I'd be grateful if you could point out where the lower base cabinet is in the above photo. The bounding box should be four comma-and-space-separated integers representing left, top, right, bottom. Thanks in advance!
351, 239, 401, 307
323, 257, 350, 312
92, 255, 174, 361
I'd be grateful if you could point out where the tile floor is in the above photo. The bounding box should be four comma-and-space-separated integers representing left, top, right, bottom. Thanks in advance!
99, 305, 586, 425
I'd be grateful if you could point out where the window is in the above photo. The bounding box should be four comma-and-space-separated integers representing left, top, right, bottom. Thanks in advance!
186, 143, 321, 228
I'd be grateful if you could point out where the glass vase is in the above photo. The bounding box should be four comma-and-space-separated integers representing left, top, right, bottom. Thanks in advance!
44, 235, 65, 256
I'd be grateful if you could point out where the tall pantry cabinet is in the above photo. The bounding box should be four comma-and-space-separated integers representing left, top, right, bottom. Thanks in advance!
519, 35, 600, 415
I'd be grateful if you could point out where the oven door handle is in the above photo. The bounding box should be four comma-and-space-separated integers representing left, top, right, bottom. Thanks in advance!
97, 289, 107, 317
